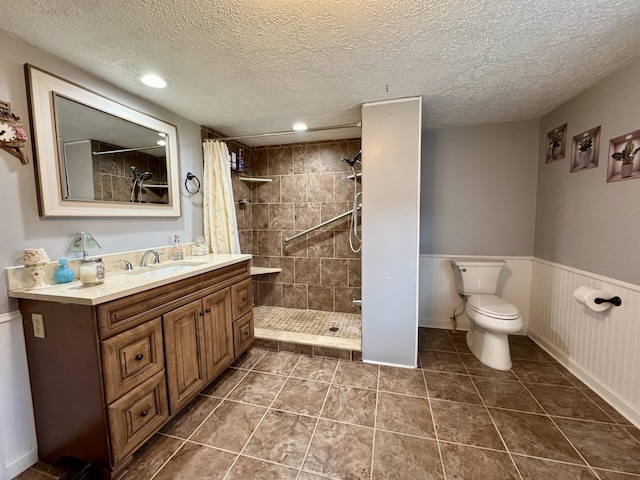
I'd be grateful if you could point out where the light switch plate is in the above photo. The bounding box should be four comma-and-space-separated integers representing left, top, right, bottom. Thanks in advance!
31, 313, 45, 338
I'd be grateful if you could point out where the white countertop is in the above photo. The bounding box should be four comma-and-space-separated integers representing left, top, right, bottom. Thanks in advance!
8, 254, 252, 306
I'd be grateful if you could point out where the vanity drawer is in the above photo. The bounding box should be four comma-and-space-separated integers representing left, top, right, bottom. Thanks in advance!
101, 318, 164, 404
233, 311, 255, 357
107, 371, 169, 465
231, 278, 252, 320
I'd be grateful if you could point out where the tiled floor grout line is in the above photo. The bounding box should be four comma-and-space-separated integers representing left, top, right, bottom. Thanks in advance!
515, 372, 604, 479
447, 329, 526, 480
367, 364, 381, 480
421, 366, 448, 480
467, 372, 525, 480
222, 352, 306, 480
146, 355, 266, 480
151, 349, 268, 480
295, 356, 341, 480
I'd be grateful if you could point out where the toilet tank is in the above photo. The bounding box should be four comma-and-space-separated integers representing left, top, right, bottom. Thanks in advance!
450, 259, 506, 295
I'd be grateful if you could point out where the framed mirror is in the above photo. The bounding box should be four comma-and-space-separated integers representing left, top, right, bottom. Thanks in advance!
25, 64, 181, 217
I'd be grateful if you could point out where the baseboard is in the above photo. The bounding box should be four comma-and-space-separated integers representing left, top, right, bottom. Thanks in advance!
528, 330, 639, 428
419, 316, 469, 331
6, 449, 37, 479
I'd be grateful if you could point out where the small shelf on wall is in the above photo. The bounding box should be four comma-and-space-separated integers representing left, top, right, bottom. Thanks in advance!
250, 266, 282, 276
239, 177, 272, 184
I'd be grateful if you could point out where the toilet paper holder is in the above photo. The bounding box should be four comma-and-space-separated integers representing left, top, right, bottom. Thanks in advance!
594, 296, 622, 307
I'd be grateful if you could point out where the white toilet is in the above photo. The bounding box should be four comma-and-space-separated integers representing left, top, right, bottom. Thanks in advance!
450, 259, 523, 370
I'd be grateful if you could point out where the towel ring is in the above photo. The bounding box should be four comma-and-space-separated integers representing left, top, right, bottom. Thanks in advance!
185, 172, 201, 194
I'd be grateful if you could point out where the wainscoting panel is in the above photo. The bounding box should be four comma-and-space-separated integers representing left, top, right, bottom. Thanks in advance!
0, 311, 37, 479
529, 259, 640, 427
418, 254, 532, 331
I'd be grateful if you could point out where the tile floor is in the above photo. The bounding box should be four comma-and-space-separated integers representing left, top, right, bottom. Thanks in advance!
18, 328, 640, 480
254, 306, 362, 339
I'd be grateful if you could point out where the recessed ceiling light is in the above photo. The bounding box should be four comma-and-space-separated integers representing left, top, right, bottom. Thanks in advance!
139, 74, 167, 89
292, 122, 308, 132
158, 132, 166, 137
157, 139, 166, 146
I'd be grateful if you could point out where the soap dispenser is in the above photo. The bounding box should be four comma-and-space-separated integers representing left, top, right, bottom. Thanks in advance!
171, 235, 184, 260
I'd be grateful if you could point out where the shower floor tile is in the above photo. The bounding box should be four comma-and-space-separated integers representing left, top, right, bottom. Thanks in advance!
254, 305, 361, 351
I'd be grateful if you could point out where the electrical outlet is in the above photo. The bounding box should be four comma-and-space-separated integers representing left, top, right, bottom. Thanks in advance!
31, 313, 45, 338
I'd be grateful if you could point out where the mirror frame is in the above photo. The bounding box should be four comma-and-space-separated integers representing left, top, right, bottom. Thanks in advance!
25, 64, 182, 217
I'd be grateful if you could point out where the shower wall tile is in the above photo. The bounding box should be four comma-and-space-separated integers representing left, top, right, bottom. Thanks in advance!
281, 175, 306, 203
270, 204, 295, 230
283, 284, 308, 309
268, 148, 294, 176
306, 173, 335, 203
255, 176, 281, 203
252, 204, 269, 230
321, 202, 351, 230
294, 203, 321, 230
257, 230, 283, 256
307, 231, 334, 259
334, 287, 362, 313
335, 230, 362, 259
321, 259, 349, 287
349, 260, 362, 288
270, 257, 295, 284
308, 285, 334, 311
250, 148, 269, 176
318, 142, 350, 173
257, 282, 283, 307
234, 139, 361, 313
283, 232, 308, 257
295, 258, 320, 285
252, 255, 270, 268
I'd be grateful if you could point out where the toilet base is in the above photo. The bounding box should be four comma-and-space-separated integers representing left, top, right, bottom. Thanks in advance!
466, 325, 513, 371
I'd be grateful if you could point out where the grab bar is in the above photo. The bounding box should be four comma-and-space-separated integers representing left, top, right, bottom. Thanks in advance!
283, 204, 362, 244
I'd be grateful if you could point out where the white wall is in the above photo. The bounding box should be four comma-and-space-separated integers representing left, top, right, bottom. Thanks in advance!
529, 259, 640, 427
0, 312, 36, 478
419, 254, 532, 332
362, 97, 422, 368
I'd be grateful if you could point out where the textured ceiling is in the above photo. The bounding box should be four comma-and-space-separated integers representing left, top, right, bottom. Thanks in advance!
3, 0, 640, 146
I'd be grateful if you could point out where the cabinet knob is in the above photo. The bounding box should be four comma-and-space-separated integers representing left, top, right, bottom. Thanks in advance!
135, 353, 144, 361
240, 294, 247, 302
199, 311, 205, 316
205, 308, 211, 313
140, 409, 149, 417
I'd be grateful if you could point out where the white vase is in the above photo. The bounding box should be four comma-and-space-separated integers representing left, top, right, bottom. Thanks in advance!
577, 150, 592, 168
621, 162, 634, 178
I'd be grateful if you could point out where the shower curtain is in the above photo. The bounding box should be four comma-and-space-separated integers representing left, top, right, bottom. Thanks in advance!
203, 140, 241, 254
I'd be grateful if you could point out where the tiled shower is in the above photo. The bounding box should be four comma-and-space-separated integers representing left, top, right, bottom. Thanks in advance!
203, 133, 362, 314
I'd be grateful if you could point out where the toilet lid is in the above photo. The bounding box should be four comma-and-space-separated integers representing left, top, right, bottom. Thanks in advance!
467, 295, 520, 320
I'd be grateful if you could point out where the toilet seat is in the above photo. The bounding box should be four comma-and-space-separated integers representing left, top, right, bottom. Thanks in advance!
467, 295, 520, 320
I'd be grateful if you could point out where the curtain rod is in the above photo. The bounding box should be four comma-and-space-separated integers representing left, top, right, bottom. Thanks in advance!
214, 122, 361, 142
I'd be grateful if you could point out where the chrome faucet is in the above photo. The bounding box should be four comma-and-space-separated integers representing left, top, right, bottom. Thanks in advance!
140, 249, 162, 267
117, 259, 134, 270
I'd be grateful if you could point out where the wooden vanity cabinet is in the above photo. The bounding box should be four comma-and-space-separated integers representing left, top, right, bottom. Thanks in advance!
17, 260, 253, 479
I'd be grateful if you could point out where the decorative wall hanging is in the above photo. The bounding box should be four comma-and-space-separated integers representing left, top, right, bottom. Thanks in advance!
0, 100, 29, 164
607, 129, 640, 183
546, 123, 567, 163
570, 126, 600, 173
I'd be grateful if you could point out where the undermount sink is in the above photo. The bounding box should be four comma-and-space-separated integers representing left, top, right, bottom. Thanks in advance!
132, 261, 207, 277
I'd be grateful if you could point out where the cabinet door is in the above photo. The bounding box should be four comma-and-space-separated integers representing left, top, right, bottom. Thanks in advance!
201, 288, 234, 381
162, 300, 206, 413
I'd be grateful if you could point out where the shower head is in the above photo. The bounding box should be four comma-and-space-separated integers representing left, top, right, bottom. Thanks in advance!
340, 150, 362, 167
139, 171, 153, 181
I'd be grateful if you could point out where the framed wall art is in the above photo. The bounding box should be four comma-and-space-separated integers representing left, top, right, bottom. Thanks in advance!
607, 129, 640, 183
546, 123, 567, 163
570, 126, 600, 173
